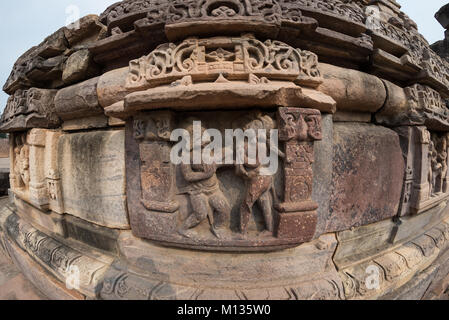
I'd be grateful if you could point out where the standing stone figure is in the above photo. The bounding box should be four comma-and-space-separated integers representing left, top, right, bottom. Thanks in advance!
236, 113, 285, 236
178, 121, 231, 239
14, 134, 30, 189
436, 135, 448, 193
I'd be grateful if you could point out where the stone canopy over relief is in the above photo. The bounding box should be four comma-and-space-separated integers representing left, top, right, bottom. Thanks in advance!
126, 34, 322, 91
104, 34, 336, 118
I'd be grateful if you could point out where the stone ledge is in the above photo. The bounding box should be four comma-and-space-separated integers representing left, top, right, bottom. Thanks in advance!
0, 204, 113, 299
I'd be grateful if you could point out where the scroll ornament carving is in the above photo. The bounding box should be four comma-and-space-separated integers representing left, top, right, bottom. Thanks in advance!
166, 0, 283, 25
404, 84, 449, 127
100, 0, 367, 31
100, 0, 169, 27
126, 35, 322, 90
340, 221, 449, 299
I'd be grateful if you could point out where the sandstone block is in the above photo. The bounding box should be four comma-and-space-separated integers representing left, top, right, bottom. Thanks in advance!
54, 77, 103, 121
58, 130, 129, 229
326, 123, 404, 232
64, 15, 107, 47
97, 67, 130, 108
62, 49, 100, 85
61, 116, 108, 132
312, 114, 333, 238
318, 63, 386, 113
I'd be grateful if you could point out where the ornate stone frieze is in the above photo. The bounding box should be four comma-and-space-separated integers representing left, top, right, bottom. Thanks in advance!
0, 88, 60, 132
340, 217, 449, 300
100, 0, 169, 30
93, 0, 373, 69
100, 232, 343, 300
405, 84, 449, 130
126, 35, 322, 91
376, 84, 449, 131
366, 1, 449, 95
395, 126, 449, 216
2, 210, 113, 298
102, 263, 343, 300
293, 0, 365, 25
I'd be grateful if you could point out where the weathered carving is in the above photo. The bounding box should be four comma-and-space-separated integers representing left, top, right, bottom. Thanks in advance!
237, 113, 279, 236
293, 0, 365, 25
11, 133, 30, 191
126, 35, 322, 91
366, 2, 449, 95
377, 84, 449, 131
4, 211, 112, 298
100, 0, 169, 29
275, 107, 321, 241
0, 88, 60, 132
9, 129, 64, 212
396, 126, 449, 216
125, 108, 322, 250
167, 0, 282, 23
339, 219, 449, 300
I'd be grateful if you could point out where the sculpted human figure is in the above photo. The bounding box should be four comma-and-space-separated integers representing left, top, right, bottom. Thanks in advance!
436, 135, 448, 193
177, 121, 231, 239
236, 112, 285, 236
429, 136, 443, 196
14, 134, 30, 189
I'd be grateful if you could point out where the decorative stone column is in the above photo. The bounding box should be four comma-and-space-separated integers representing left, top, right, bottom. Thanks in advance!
276, 107, 322, 242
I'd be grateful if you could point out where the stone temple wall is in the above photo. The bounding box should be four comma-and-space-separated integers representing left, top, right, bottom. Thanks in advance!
0, 0, 449, 300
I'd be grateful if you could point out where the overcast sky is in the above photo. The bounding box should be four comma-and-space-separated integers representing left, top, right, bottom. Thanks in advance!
0, 0, 447, 111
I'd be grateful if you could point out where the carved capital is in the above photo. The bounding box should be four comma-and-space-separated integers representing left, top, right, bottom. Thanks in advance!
277, 107, 322, 142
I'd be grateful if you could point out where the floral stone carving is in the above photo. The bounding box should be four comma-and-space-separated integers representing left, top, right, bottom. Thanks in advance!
126, 34, 322, 91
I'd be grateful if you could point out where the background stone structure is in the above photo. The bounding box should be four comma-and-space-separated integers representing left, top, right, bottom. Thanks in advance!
0, 0, 449, 300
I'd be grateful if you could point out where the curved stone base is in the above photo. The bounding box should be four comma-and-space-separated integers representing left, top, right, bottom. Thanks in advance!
1, 197, 449, 300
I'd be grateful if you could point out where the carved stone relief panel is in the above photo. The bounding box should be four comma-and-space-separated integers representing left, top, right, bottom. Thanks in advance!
376, 83, 449, 131
396, 126, 449, 216
45, 131, 64, 214
10, 129, 61, 210
126, 107, 322, 251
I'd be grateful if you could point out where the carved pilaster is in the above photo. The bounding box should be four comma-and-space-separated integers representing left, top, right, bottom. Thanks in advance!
134, 111, 179, 213
276, 107, 322, 242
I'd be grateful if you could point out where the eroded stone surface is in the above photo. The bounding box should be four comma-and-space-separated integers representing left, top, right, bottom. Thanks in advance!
327, 123, 404, 232
58, 130, 128, 229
